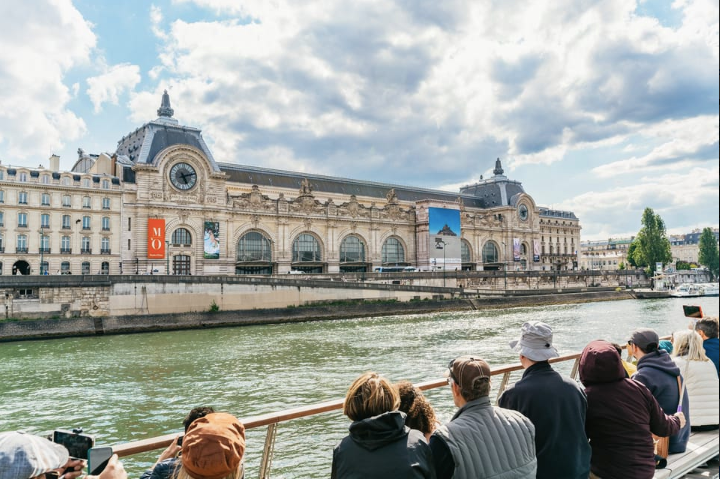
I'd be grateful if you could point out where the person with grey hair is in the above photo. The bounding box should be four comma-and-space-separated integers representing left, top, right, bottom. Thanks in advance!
498, 321, 591, 479
429, 356, 536, 479
694, 316, 719, 375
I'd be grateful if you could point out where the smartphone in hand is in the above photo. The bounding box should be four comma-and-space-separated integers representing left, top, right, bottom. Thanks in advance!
683, 305, 703, 318
88, 446, 113, 475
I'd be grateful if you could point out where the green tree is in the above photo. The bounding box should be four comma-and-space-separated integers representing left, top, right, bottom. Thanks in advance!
618, 261, 625, 270
627, 241, 639, 267
698, 227, 719, 279
631, 208, 672, 274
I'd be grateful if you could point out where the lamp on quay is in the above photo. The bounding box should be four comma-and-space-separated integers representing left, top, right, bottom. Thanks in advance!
39, 225, 45, 275
165, 240, 170, 275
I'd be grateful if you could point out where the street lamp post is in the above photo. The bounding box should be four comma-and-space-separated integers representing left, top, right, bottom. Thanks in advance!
435, 239, 447, 287
501, 241, 507, 291
39, 226, 45, 275
165, 241, 170, 275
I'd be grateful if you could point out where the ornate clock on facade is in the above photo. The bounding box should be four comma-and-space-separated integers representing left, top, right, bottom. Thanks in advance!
169, 162, 197, 190
518, 204, 528, 221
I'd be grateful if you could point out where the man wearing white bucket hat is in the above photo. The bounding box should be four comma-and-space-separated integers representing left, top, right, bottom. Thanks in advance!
498, 321, 591, 479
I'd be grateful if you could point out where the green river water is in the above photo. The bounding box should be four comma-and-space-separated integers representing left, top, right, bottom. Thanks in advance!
1, 296, 718, 478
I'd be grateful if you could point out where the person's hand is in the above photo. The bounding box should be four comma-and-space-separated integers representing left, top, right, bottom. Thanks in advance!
58, 458, 85, 478
674, 411, 686, 429
156, 436, 182, 463
87, 454, 126, 479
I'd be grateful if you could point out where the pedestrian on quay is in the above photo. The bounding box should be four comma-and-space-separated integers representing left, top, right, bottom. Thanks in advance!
429, 356, 536, 479
498, 321, 591, 479
0, 431, 127, 479
331, 372, 435, 479
173, 412, 246, 479
579, 340, 685, 479
694, 317, 719, 375
396, 380, 440, 442
628, 328, 690, 454
140, 406, 216, 479
671, 330, 719, 430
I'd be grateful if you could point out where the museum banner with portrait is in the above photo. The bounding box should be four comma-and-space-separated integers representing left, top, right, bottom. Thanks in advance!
204, 221, 220, 259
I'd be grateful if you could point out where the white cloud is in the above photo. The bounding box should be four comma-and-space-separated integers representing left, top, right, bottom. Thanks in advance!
86, 64, 142, 113
0, 0, 95, 161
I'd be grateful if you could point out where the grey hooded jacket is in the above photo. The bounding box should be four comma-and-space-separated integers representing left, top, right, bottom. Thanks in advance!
433, 397, 537, 479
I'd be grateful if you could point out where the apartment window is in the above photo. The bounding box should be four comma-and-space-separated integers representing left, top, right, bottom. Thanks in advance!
0, 212, 3, 227
82, 261, 90, 275
62, 215, 71, 229
18, 191, 28, 204
128, 218, 131, 231
61, 261, 70, 274
19, 172, 28, 182
101, 261, 109, 274
61, 236, 71, 253
0, 170, 4, 180
40, 261, 48, 275
83, 196, 91, 208
101, 237, 110, 253
63, 195, 71, 207
82, 236, 91, 253
42, 193, 51, 206
0, 234, 3, 253
0, 190, 4, 203
40, 235, 50, 252
41, 214, 50, 228
41, 175, 50, 184
102, 197, 110, 209
102, 179, 110, 189
17, 234, 28, 253
17, 212, 28, 228
127, 238, 131, 250
82, 178, 91, 187
102, 217, 110, 231
82, 216, 91, 230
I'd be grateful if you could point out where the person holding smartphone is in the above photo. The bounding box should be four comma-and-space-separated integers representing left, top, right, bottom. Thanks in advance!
140, 407, 215, 479
0, 431, 126, 479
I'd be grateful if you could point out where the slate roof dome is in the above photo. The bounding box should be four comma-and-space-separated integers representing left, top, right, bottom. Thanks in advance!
458, 158, 526, 207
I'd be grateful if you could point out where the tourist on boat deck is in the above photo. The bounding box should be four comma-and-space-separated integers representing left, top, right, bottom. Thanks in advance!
429, 356, 536, 479
610, 342, 637, 377
671, 330, 720, 430
628, 328, 691, 454
331, 372, 435, 479
0, 431, 127, 479
498, 321, 591, 479
173, 412, 245, 479
694, 317, 719, 375
396, 380, 440, 442
140, 406, 216, 479
579, 340, 685, 479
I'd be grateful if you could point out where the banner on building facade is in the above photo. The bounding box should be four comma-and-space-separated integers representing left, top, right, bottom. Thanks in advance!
204, 221, 220, 259
513, 238, 521, 261
428, 207, 461, 270
533, 239, 541, 262
147, 219, 166, 259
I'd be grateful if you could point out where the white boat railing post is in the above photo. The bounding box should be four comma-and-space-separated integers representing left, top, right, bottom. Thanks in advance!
494, 371, 512, 404
259, 423, 277, 479
570, 357, 580, 380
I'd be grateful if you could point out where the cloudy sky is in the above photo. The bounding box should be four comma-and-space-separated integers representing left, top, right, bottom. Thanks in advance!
0, 0, 717, 240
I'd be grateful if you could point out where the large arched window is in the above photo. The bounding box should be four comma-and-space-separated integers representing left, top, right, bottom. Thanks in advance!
461, 240, 472, 263
340, 236, 365, 263
172, 228, 192, 246
82, 262, 90, 275
101, 262, 109, 274
381, 237, 405, 264
292, 234, 322, 262
237, 232, 272, 262
482, 242, 499, 263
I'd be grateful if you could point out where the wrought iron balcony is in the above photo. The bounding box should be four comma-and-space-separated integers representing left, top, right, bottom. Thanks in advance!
60, 248, 72, 254
39, 247, 51, 253
16, 247, 28, 253
101, 248, 111, 254
81, 248, 92, 254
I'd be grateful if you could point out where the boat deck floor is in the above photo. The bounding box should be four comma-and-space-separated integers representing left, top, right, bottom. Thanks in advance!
655, 430, 719, 479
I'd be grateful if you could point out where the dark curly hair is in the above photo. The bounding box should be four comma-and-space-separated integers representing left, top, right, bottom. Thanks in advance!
396, 381, 438, 436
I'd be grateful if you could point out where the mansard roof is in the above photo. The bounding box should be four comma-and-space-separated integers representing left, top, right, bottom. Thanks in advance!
457, 158, 526, 207
218, 162, 491, 208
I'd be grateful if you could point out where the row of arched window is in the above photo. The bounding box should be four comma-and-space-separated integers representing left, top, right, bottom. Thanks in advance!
169, 228, 517, 266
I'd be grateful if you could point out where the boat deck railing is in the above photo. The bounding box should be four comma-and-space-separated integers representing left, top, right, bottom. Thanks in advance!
112, 352, 581, 478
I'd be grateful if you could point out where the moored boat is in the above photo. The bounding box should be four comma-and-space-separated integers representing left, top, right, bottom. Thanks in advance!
670, 284, 703, 297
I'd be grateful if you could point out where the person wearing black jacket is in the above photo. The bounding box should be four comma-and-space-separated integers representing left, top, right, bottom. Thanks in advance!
498, 321, 591, 479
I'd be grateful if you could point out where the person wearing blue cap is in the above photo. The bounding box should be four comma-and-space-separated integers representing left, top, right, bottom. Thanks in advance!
498, 321, 591, 479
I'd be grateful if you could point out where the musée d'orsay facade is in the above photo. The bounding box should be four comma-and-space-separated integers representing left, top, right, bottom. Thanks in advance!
0, 92, 580, 276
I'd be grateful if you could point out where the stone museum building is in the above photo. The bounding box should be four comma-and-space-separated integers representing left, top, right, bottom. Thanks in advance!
0, 92, 580, 276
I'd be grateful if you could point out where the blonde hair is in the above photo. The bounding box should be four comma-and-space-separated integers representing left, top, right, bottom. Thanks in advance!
174, 464, 244, 479
343, 372, 399, 421
672, 330, 709, 362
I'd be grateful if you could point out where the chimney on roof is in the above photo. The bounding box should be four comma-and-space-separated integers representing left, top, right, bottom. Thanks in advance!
49, 154, 60, 172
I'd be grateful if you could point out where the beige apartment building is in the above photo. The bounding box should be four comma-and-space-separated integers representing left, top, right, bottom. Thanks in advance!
1, 92, 580, 276
579, 237, 633, 271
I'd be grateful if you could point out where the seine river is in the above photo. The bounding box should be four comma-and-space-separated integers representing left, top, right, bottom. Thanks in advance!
1, 297, 718, 478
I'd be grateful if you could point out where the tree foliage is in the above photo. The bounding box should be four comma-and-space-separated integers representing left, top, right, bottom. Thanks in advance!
631, 208, 672, 274
698, 227, 719, 279
627, 241, 642, 267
